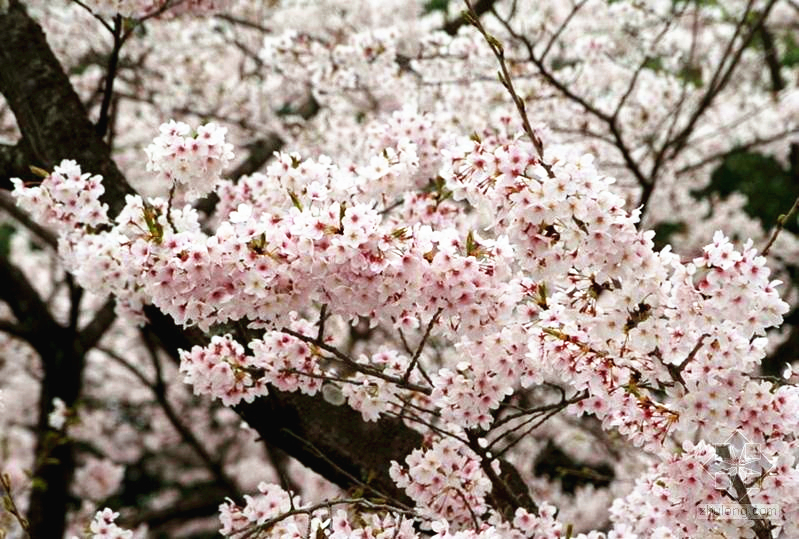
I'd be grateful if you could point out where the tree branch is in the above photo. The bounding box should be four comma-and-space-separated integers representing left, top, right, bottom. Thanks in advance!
95, 15, 123, 138
758, 24, 785, 92
0, 190, 59, 249
0, 140, 36, 189
444, 0, 496, 36
0, 0, 135, 218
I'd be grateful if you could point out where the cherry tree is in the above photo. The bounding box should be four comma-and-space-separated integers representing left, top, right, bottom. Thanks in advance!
1, 0, 799, 538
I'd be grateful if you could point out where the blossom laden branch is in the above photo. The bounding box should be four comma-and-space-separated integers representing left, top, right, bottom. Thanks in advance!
715, 444, 776, 539
464, 0, 554, 178
280, 327, 433, 395
664, 333, 710, 387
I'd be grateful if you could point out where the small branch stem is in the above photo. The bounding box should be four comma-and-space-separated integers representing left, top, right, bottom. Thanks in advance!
760, 195, 799, 256
280, 328, 432, 395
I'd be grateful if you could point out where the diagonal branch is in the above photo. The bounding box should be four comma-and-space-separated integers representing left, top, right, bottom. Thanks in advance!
0, 190, 59, 248
0, 140, 37, 188
647, 0, 780, 190
444, 0, 497, 36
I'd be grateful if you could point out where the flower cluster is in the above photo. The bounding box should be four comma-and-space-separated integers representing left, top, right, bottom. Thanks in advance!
10, 95, 799, 539
10, 159, 108, 231
692, 231, 787, 339
390, 438, 493, 529
180, 334, 269, 406
363, 106, 446, 188
86, 508, 132, 539
17, 128, 519, 341
218, 482, 298, 537
249, 323, 325, 397
511, 504, 563, 538
144, 120, 234, 199
611, 438, 799, 537
327, 511, 418, 539
431, 326, 531, 430
218, 482, 420, 539
339, 349, 411, 421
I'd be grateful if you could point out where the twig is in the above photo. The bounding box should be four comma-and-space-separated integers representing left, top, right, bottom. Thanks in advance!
491, 404, 567, 458
539, 0, 588, 63
464, 0, 554, 177
279, 429, 406, 507
443, 0, 497, 36
488, 5, 649, 189
402, 308, 441, 384
490, 389, 588, 430
665, 333, 709, 386
760, 195, 799, 256
214, 13, 272, 33
69, 0, 114, 33
647, 0, 780, 196
1, 472, 30, 536
315, 304, 328, 343
280, 328, 432, 395
236, 496, 414, 539
384, 408, 470, 446
715, 445, 775, 539
166, 181, 177, 232
676, 128, 799, 175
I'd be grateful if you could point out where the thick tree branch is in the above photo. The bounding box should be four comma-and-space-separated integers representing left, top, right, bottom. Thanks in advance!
0, 319, 29, 339
0, 4, 133, 535
0, 256, 85, 538
145, 307, 538, 518
0, 0, 135, 217
758, 24, 785, 92
95, 14, 123, 138
143, 306, 419, 506
78, 298, 117, 350
0, 255, 58, 337
0, 140, 36, 188
0, 190, 59, 248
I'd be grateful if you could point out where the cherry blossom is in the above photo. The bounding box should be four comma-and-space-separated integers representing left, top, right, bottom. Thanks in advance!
3, 0, 799, 538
